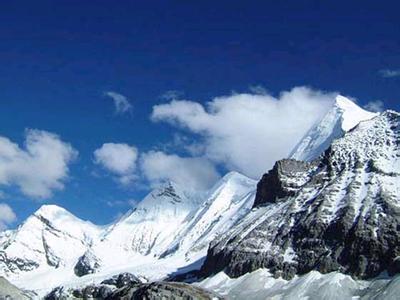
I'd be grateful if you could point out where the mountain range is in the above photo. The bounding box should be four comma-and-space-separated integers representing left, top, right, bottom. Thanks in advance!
2, 95, 400, 299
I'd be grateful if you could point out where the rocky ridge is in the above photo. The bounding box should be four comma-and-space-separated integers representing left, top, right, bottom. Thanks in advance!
201, 111, 400, 280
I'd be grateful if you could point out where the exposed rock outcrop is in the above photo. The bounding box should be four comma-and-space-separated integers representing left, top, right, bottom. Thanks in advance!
74, 250, 101, 277
45, 272, 223, 300
253, 159, 316, 206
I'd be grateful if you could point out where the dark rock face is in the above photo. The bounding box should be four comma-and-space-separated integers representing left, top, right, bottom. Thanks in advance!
0, 252, 39, 274
73, 251, 100, 277
253, 159, 316, 207
101, 272, 141, 288
201, 111, 400, 280
45, 285, 114, 300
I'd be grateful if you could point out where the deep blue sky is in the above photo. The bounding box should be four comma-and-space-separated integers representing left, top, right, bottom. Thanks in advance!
0, 1, 399, 225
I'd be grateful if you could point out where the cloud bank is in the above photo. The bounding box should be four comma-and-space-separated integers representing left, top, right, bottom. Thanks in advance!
0, 130, 77, 198
105, 91, 133, 114
93, 142, 219, 190
0, 203, 16, 230
151, 86, 335, 178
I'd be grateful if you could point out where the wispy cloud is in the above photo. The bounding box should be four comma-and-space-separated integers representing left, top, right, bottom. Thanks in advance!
160, 90, 184, 101
105, 91, 133, 114
0, 203, 16, 230
248, 85, 269, 95
106, 198, 137, 208
379, 69, 400, 78
364, 100, 385, 112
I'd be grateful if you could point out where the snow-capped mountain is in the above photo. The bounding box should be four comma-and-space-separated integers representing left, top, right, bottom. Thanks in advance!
290, 95, 377, 161
0, 205, 101, 276
94, 181, 204, 260
84, 172, 256, 273
201, 110, 400, 281
0, 95, 388, 299
0, 172, 256, 295
160, 172, 256, 258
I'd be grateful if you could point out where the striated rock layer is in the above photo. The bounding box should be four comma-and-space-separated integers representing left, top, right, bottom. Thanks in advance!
202, 111, 400, 280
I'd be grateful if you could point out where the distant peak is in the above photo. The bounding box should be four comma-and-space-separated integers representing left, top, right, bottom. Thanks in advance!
221, 171, 251, 182
211, 171, 256, 190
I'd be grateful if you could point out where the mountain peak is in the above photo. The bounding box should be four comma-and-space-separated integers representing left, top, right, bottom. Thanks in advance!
334, 95, 377, 131
334, 95, 359, 110
33, 204, 69, 219
202, 109, 400, 281
290, 95, 377, 161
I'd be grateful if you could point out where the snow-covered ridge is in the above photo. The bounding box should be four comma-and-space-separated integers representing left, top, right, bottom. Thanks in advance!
290, 95, 377, 161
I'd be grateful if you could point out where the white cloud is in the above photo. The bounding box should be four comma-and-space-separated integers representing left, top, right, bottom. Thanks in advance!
0, 203, 16, 230
0, 129, 77, 198
364, 100, 385, 112
94, 143, 138, 184
105, 91, 132, 114
379, 69, 400, 78
151, 86, 335, 178
140, 151, 220, 190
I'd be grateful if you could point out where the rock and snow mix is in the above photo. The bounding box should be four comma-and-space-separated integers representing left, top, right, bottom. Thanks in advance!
1, 95, 399, 300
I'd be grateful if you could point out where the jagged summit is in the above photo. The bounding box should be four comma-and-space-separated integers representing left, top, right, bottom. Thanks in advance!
290, 95, 377, 161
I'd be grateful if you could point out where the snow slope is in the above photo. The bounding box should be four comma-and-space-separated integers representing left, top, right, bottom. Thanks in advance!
290, 95, 377, 161
199, 269, 400, 300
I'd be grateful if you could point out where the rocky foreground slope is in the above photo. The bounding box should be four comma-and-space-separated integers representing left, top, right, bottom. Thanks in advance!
201, 110, 400, 280
0, 276, 33, 299
45, 272, 223, 300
